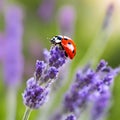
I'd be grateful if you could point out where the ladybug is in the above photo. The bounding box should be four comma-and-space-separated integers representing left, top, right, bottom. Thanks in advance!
50, 35, 76, 59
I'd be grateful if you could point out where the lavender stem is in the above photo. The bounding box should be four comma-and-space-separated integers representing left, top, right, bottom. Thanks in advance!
22, 107, 32, 120
6, 87, 17, 120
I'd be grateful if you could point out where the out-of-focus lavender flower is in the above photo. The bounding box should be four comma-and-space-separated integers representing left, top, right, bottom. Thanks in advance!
0, 33, 5, 61
3, 5, 24, 87
38, 0, 56, 22
52, 60, 120, 119
22, 77, 49, 109
91, 87, 111, 120
23, 46, 67, 112
102, 3, 114, 30
96, 59, 108, 72
5, 5, 23, 49
65, 114, 77, 120
51, 112, 77, 120
58, 5, 76, 36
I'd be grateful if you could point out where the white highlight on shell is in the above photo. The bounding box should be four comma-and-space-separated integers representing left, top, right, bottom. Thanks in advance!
67, 43, 74, 51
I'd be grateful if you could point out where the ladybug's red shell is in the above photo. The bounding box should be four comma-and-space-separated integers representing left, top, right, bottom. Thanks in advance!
61, 37, 76, 59
50, 35, 76, 59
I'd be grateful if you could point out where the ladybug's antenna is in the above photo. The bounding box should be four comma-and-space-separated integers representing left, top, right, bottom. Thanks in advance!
46, 37, 51, 40
46, 37, 52, 44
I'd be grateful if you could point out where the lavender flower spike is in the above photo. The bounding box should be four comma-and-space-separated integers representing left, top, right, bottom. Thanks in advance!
23, 46, 67, 109
102, 3, 114, 30
22, 44, 68, 120
52, 60, 120, 119
22, 77, 49, 109
3, 5, 24, 87
58, 5, 76, 36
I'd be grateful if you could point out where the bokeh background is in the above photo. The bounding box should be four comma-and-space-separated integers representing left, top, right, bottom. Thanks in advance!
0, 0, 120, 120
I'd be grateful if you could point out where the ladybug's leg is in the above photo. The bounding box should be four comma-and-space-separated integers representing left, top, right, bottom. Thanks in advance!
65, 52, 68, 57
50, 43, 61, 49
50, 44, 55, 49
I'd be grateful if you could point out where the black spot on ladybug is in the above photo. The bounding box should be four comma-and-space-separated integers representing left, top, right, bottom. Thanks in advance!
64, 38, 68, 40
68, 42, 71, 45
72, 50, 75, 53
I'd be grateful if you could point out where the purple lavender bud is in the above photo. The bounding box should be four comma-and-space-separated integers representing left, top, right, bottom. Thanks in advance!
103, 73, 114, 85
64, 85, 88, 113
94, 81, 103, 92
84, 70, 95, 86
96, 59, 108, 72
75, 70, 83, 83
54, 58, 66, 67
38, 0, 55, 22
35, 60, 46, 80
65, 114, 77, 120
47, 67, 58, 79
102, 66, 111, 72
22, 77, 49, 109
43, 66, 58, 83
43, 49, 50, 63
91, 87, 111, 120
75, 69, 96, 89
49, 46, 67, 68
58, 5, 76, 36
64, 93, 78, 112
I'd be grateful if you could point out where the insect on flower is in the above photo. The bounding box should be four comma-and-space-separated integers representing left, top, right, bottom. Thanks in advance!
50, 35, 76, 59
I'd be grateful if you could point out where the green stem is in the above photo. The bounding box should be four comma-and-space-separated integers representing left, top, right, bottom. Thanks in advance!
22, 107, 32, 120
6, 86, 17, 120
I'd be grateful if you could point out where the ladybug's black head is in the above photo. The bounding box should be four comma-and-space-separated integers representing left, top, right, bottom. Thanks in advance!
50, 35, 62, 44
